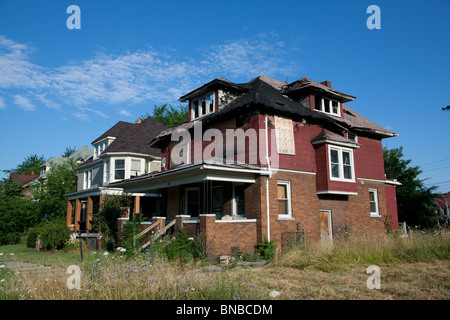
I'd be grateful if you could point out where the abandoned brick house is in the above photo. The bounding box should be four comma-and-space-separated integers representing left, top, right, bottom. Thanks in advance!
84, 75, 399, 257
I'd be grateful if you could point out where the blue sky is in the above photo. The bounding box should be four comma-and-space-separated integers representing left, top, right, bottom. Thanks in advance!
0, 0, 449, 193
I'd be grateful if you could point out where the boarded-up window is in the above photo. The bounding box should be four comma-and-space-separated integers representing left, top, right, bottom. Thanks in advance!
277, 181, 291, 217
274, 116, 295, 155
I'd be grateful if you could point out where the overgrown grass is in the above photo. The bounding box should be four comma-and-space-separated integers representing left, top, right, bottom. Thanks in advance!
273, 230, 450, 271
1, 230, 449, 300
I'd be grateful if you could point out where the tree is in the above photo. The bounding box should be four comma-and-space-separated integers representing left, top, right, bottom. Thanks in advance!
61, 146, 76, 157
443, 105, 450, 111
32, 158, 78, 222
383, 146, 437, 228
3, 154, 46, 175
139, 103, 188, 128
0, 178, 39, 245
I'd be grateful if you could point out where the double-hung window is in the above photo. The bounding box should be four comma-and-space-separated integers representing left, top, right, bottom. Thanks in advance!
131, 159, 141, 177
84, 169, 92, 189
114, 159, 125, 180
329, 146, 355, 182
369, 189, 380, 217
277, 181, 292, 218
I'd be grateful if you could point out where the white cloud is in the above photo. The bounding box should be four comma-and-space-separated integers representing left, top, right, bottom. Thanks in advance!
13, 95, 36, 111
0, 34, 302, 119
0, 96, 5, 109
118, 109, 133, 117
74, 112, 90, 121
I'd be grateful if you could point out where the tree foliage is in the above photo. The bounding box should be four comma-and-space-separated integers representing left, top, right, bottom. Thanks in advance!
139, 103, 188, 128
32, 158, 78, 222
3, 154, 46, 175
0, 179, 39, 245
383, 146, 437, 228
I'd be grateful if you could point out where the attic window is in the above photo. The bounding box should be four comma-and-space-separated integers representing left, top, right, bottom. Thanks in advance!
191, 92, 215, 120
315, 95, 341, 117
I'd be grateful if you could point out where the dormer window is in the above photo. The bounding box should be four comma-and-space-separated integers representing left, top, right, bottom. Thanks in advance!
315, 95, 341, 117
93, 138, 111, 159
191, 92, 215, 120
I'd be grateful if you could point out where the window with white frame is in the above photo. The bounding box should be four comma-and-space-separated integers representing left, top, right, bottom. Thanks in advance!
347, 132, 358, 143
233, 184, 246, 217
277, 181, 292, 218
329, 145, 355, 181
130, 159, 142, 177
114, 159, 125, 180
104, 159, 110, 184
369, 189, 380, 216
84, 169, 93, 189
315, 95, 341, 117
191, 92, 215, 120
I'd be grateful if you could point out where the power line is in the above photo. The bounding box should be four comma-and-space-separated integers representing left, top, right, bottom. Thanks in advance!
418, 157, 450, 167
421, 165, 450, 173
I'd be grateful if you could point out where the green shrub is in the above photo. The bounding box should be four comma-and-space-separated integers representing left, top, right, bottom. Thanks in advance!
26, 226, 42, 248
162, 228, 206, 262
33, 221, 72, 251
257, 236, 277, 260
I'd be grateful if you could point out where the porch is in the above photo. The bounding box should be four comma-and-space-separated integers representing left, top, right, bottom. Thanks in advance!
114, 163, 270, 257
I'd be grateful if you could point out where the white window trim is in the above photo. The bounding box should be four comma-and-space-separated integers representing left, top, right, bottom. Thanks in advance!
369, 188, 380, 217
83, 169, 93, 189
277, 180, 293, 219
232, 183, 246, 218
328, 145, 356, 182
191, 92, 215, 120
316, 96, 341, 117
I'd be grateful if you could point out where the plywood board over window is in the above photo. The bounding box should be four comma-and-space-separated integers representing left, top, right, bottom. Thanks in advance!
274, 116, 295, 155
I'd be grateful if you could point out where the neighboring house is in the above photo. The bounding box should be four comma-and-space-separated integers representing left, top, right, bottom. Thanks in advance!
434, 194, 450, 227
8, 172, 40, 197
110, 75, 400, 257
64, 117, 168, 232
37, 146, 93, 182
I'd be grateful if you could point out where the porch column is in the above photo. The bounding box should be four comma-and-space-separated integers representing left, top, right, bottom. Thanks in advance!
134, 195, 141, 216
200, 214, 216, 257
66, 200, 73, 230
74, 199, 82, 232
87, 196, 93, 232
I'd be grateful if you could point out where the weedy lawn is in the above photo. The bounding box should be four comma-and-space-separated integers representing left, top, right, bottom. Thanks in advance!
1, 230, 449, 300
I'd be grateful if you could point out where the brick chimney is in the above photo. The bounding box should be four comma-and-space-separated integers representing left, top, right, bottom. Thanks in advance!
320, 80, 332, 88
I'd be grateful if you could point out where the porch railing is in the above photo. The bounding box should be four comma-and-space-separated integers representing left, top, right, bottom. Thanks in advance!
133, 219, 175, 251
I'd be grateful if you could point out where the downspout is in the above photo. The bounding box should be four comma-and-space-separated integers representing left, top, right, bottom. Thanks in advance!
265, 116, 272, 242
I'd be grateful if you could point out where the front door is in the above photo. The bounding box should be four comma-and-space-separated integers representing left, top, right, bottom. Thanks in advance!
320, 210, 332, 243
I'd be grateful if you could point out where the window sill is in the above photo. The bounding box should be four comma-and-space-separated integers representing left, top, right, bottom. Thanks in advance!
370, 214, 381, 218
277, 216, 295, 221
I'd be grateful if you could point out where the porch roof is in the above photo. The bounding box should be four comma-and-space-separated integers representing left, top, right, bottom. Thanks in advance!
110, 162, 270, 193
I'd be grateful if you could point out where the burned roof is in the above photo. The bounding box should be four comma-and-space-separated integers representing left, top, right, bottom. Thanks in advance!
151, 75, 396, 147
